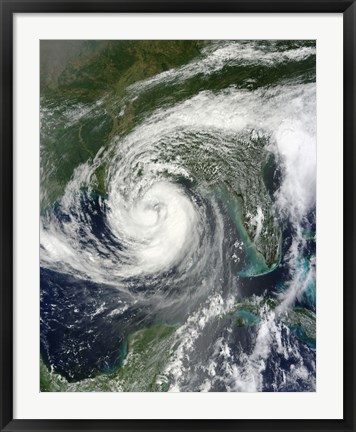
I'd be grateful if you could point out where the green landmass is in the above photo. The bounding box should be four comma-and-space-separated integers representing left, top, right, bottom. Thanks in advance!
40, 324, 176, 392
227, 297, 315, 348
40, 41, 205, 207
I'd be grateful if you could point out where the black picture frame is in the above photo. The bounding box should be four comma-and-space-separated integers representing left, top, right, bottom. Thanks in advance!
1, 1, 355, 431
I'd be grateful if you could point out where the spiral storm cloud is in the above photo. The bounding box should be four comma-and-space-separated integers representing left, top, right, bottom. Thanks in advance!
40, 40, 316, 392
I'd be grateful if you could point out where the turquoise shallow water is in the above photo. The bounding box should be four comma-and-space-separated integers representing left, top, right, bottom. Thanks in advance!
40, 40, 316, 392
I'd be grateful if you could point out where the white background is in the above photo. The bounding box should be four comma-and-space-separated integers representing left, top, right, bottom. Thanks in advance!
13, 13, 343, 419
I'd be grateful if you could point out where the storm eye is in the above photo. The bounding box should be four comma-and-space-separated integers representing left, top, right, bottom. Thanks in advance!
40, 40, 316, 392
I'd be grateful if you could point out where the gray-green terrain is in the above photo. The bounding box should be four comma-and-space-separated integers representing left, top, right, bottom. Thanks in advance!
40, 40, 316, 392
